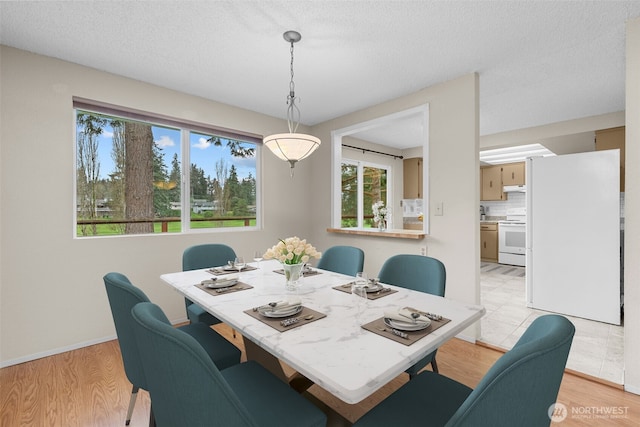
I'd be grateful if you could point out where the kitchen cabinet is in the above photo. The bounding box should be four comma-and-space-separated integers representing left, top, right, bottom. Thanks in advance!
403, 157, 423, 198
501, 162, 525, 186
481, 162, 525, 200
481, 165, 504, 200
595, 126, 625, 191
480, 222, 498, 262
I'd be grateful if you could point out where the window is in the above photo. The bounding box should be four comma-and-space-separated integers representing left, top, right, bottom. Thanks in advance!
341, 159, 389, 228
74, 99, 260, 237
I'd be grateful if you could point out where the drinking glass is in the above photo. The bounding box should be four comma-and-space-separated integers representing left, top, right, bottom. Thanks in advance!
234, 256, 246, 273
253, 250, 263, 268
352, 272, 368, 324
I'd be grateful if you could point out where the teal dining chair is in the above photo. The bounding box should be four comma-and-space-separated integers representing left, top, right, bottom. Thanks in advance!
182, 243, 237, 325
131, 301, 327, 427
378, 254, 446, 377
317, 245, 365, 276
103, 272, 241, 426
354, 314, 575, 427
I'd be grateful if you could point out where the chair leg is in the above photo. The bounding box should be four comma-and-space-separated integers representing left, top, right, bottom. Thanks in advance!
431, 356, 439, 373
148, 404, 156, 427
125, 385, 139, 425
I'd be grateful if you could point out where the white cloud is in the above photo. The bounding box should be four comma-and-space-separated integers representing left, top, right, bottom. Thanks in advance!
192, 137, 211, 150
155, 135, 176, 148
102, 130, 114, 138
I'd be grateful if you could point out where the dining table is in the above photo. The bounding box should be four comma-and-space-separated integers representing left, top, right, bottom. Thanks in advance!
160, 259, 485, 405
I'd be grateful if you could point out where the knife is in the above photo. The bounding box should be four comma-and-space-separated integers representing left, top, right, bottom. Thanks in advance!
406, 307, 443, 321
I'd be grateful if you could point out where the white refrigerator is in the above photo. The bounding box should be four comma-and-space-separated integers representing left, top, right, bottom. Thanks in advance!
526, 150, 621, 325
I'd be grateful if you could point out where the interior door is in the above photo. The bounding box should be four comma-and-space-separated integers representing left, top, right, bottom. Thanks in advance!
526, 150, 620, 324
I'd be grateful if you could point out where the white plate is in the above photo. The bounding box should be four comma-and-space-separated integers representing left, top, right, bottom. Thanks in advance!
365, 283, 384, 293
384, 317, 430, 331
203, 279, 238, 289
258, 305, 303, 318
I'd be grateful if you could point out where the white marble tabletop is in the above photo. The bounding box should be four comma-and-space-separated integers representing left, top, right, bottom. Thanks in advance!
160, 259, 485, 404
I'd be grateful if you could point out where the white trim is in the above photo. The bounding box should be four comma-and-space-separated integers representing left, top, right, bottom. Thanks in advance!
0, 316, 190, 368
0, 335, 117, 368
624, 384, 640, 396
331, 104, 430, 233
455, 333, 477, 344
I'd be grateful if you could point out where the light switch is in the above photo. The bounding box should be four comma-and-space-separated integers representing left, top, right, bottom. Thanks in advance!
435, 202, 444, 216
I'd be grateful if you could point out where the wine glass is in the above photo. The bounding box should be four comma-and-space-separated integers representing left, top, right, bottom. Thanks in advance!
234, 256, 246, 273
253, 250, 263, 268
352, 272, 368, 324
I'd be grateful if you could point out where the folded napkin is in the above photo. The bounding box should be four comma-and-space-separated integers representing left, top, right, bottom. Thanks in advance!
217, 274, 239, 284
262, 297, 302, 312
201, 274, 239, 287
383, 308, 431, 325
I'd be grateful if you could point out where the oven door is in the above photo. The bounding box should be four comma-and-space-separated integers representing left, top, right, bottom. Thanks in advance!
499, 222, 526, 255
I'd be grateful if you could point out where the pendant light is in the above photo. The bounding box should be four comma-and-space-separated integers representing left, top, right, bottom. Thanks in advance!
263, 30, 321, 176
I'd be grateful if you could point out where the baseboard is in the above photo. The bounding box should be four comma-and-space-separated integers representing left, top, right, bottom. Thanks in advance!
477, 339, 626, 391
1, 316, 191, 369
0, 334, 117, 368
624, 383, 640, 395
454, 333, 477, 344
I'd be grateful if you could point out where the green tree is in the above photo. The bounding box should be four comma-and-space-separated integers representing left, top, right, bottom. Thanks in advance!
124, 122, 154, 234
76, 113, 107, 235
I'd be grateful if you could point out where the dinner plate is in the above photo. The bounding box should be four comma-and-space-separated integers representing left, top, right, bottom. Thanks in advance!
203, 279, 238, 289
258, 305, 303, 318
384, 317, 430, 331
365, 283, 384, 293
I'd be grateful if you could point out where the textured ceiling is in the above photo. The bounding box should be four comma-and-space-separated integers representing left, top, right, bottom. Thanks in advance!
2, 1, 639, 147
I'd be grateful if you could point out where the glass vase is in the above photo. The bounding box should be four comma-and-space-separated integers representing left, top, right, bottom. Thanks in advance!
282, 262, 304, 292
378, 219, 386, 231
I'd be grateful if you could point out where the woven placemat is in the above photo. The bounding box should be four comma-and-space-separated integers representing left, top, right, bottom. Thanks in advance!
195, 281, 253, 296
332, 283, 398, 300
243, 306, 326, 332
207, 265, 258, 276
273, 269, 321, 277
361, 314, 451, 346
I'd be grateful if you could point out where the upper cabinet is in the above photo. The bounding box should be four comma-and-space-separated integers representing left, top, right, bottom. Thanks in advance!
403, 157, 423, 198
481, 165, 504, 200
501, 162, 525, 186
595, 126, 625, 192
480, 162, 525, 201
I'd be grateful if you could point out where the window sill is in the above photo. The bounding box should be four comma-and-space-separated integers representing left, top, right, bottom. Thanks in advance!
326, 227, 425, 240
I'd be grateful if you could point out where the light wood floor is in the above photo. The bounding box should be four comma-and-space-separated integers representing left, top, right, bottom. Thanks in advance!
1, 324, 639, 426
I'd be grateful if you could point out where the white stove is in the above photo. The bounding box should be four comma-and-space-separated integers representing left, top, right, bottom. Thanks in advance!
498, 208, 526, 266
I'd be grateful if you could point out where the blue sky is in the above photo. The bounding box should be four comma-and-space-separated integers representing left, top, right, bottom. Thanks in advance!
93, 123, 257, 181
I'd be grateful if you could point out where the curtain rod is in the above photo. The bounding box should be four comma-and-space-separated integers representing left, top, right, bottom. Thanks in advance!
342, 144, 404, 160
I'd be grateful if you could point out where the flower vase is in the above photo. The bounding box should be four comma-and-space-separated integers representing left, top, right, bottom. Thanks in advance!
282, 263, 304, 292
378, 219, 386, 231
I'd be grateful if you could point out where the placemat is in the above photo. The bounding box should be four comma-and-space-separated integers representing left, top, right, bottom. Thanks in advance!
208, 265, 258, 276
273, 269, 321, 277
332, 283, 398, 300
244, 306, 326, 332
361, 314, 451, 346
195, 281, 253, 296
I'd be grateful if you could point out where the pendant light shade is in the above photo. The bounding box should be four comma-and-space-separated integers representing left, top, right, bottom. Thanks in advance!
263, 133, 321, 168
264, 30, 321, 176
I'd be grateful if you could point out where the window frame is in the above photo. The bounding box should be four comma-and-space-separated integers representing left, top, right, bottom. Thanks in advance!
340, 158, 391, 229
73, 97, 262, 238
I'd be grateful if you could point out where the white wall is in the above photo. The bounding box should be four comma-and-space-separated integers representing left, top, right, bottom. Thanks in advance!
0, 47, 481, 365
480, 111, 625, 150
624, 16, 640, 394
0, 46, 317, 365
309, 74, 481, 338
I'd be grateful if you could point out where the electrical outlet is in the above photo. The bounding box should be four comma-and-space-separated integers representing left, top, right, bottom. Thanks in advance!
420, 246, 427, 256
435, 202, 444, 216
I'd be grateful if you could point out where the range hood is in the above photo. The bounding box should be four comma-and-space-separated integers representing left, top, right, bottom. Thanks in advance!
503, 185, 526, 193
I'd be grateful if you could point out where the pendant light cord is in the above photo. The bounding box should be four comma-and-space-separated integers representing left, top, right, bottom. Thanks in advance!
287, 39, 300, 134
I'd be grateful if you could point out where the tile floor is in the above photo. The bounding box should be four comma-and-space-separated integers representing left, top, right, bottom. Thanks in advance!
480, 262, 624, 384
